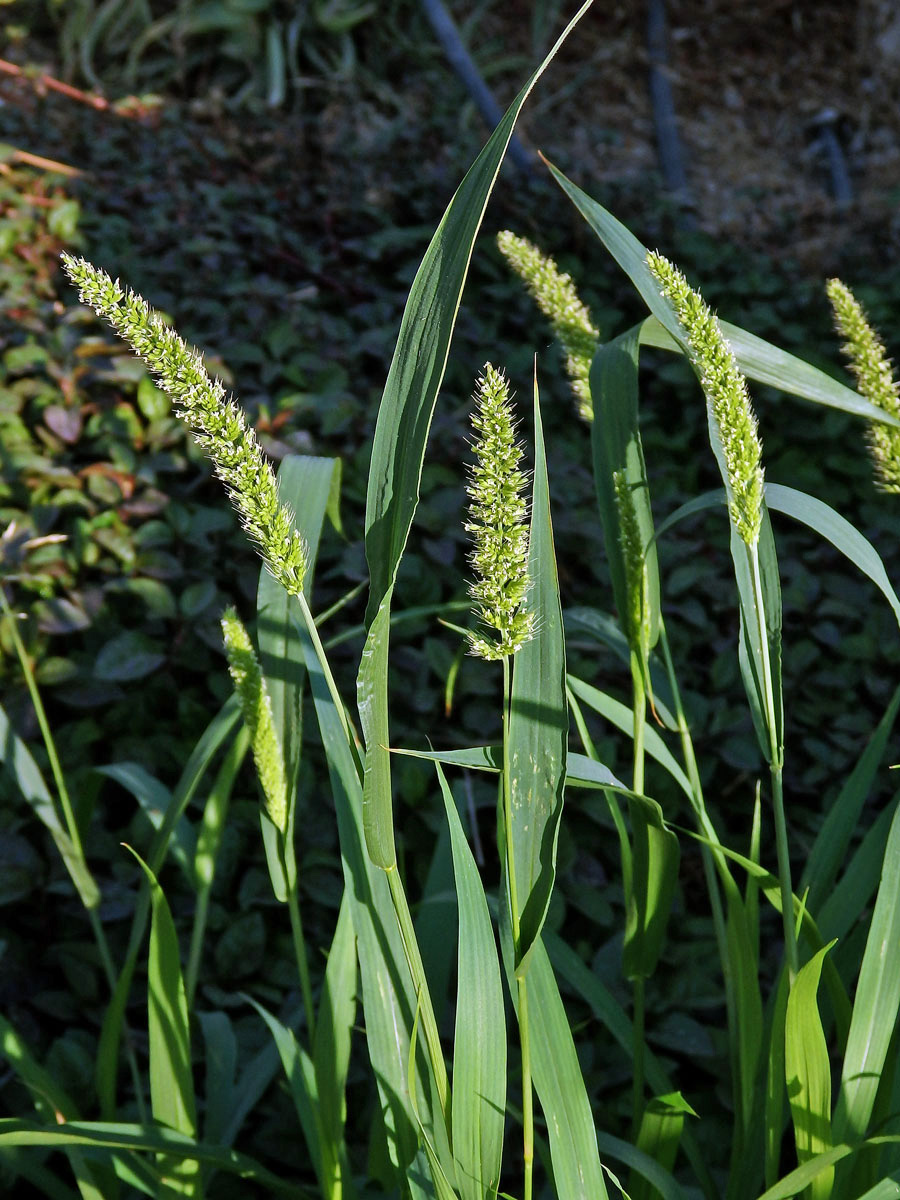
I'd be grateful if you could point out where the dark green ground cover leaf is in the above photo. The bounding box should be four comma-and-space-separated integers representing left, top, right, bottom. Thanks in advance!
4, 16, 900, 1194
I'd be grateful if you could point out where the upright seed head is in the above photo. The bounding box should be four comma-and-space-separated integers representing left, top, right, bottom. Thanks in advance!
826, 277, 900, 493
221, 606, 288, 832
613, 469, 651, 658
497, 230, 600, 421
60, 253, 308, 595
464, 364, 534, 661
647, 251, 764, 545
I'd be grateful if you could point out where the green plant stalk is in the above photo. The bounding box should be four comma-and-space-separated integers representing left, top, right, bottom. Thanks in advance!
504, 654, 534, 1200
297, 591, 356, 758
385, 864, 450, 1132
185, 723, 248, 1012
748, 544, 798, 982
298, 584, 450, 1134
185, 882, 210, 1011
313, 580, 368, 629
297, 588, 448, 1119
659, 620, 747, 1149
629, 649, 647, 1141
0, 586, 147, 1118
517, 973, 534, 1200
283, 838, 316, 1046
0, 589, 90, 877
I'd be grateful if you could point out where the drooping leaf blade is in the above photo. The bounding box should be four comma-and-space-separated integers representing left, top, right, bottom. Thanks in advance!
544, 165, 900, 425
766, 483, 900, 632
95, 695, 241, 1117
245, 996, 324, 1192
0, 1121, 298, 1194
628, 1092, 697, 1200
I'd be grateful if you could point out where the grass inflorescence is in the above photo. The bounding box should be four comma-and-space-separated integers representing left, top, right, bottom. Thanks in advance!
497, 230, 600, 420
61, 253, 308, 596
465, 363, 535, 660
827, 277, 900, 492
648, 250, 764, 545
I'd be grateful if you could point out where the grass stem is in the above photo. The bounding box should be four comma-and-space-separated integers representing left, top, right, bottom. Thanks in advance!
631, 975, 646, 1140
503, 655, 534, 1200
630, 651, 647, 1137
385, 864, 450, 1131
286, 861, 317, 1045
748, 544, 798, 982
518, 974, 534, 1200
297, 589, 446, 1111
0, 587, 89, 868
185, 886, 210, 1011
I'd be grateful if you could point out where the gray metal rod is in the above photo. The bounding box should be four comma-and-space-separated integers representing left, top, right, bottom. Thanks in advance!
419, 0, 537, 175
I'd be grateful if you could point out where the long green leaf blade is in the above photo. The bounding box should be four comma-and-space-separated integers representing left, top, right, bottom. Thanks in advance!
566, 674, 693, 800
766, 482, 900, 631
818, 800, 898, 945
436, 764, 506, 1200
358, 2, 594, 870
639, 315, 899, 424
313, 892, 358, 1200
785, 942, 836, 1198
623, 792, 680, 980
512, 938, 609, 1198
124, 848, 199, 1196
0, 1121, 299, 1194
508, 375, 568, 969
256, 454, 341, 899
297, 614, 427, 1184
95, 695, 241, 1117
198, 1012, 236, 1146
544, 167, 900, 424
628, 1093, 697, 1200
834, 801, 900, 1146
245, 996, 324, 1191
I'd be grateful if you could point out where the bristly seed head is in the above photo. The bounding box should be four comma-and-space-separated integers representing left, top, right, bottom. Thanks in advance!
647, 251, 764, 545
497, 230, 600, 422
613, 469, 650, 658
465, 364, 534, 660
221, 606, 288, 833
60, 253, 308, 595
826, 277, 900, 493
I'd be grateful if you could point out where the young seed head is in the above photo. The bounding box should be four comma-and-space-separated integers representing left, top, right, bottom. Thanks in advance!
60, 253, 308, 595
826, 277, 900, 493
465, 364, 534, 660
221, 606, 288, 832
647, 251, 764, 545
497, 230, 600, 421
613, 469, 650, 658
